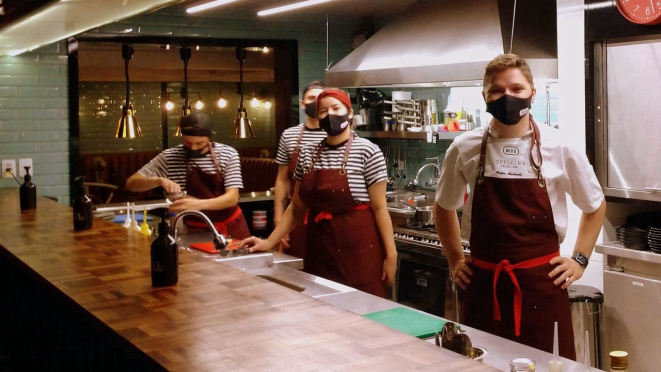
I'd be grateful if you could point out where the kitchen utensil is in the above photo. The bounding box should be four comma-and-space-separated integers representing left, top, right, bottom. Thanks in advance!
122, 202, 132, 228
165, 190, 186, 202
363, 307, 451, 339
400, 149, 408, 187
548, 322, 563, 371
441, 321, 472, 356
190, 241, 240, 255
394, 148, 401, 185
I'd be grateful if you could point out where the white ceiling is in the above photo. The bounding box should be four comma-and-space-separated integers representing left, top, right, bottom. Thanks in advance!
0, 0, 177, 56
179, 0, 417, 17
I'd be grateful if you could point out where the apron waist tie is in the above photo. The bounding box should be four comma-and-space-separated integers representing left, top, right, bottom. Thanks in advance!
185, 206, 243, 236
471, 251, 559, 337
311, 203, 370, 224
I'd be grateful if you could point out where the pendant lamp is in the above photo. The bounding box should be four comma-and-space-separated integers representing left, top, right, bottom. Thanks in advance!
115, 45, 142, 139
231, 47, 255, 139
174, 47, 192, 137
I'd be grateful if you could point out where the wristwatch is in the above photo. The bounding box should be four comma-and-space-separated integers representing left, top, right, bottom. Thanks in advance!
572, 252, 589, 268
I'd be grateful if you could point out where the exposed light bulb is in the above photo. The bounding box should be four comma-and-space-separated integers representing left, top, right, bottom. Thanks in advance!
166, 44, 170, 50
165, 101, 174, 111
263, 47, 269, 53
251, 97, 259, 108
217, 97, 227, 108
264, 101, 272, 109
196, 45, 200, 51
195, 99, 204, 110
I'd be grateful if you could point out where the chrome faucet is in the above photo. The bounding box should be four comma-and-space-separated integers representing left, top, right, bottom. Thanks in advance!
172, 210, 228, 252
411, 157, 441, 188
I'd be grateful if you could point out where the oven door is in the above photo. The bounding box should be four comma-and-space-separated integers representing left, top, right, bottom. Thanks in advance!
395, 243, 455, 319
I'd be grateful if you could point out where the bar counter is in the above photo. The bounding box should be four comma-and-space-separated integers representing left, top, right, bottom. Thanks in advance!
0, 190, 495, 371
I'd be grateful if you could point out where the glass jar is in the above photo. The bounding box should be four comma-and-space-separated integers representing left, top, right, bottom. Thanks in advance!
509, 358, 536, 371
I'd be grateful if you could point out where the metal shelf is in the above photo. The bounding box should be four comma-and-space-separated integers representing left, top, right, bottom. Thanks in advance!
355, 130, 464, 141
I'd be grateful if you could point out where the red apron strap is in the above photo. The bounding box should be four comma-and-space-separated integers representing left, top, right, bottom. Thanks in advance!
472, 251, 560, 336
207, 142, 222, 175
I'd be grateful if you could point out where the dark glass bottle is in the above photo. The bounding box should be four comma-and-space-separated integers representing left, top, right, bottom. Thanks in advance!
19, 166, 36, 211
151, 210, 178, 287
72, 176, 93, 231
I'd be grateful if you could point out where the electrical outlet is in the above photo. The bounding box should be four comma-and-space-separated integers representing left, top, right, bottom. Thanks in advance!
18, 158, 33, 177
2, 159, 16, 179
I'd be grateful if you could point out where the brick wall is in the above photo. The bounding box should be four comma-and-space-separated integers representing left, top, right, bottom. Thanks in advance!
0, 42, 70, 203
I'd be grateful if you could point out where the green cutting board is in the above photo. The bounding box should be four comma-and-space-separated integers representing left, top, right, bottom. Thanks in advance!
363, 307, 451, 339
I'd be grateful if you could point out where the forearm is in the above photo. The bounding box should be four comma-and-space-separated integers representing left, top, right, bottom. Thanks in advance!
273, 177, 290, 224
126, 173, 162, 192
372, 204, 397, 258
573, 200, 606, 258
264, 201, 305, 248
434, 204, 465, 268
202, 189, 239, 211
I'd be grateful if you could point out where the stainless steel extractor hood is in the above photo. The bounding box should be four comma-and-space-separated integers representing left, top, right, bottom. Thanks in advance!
326, 0, 558, 87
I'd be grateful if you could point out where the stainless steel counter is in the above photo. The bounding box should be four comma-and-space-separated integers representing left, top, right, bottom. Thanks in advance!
178, 235, 601, 372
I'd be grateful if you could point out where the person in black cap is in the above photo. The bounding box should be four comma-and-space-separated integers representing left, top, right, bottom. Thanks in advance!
126, 112, 250, 239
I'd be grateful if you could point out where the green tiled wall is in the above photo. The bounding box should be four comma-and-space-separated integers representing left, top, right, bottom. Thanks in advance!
0, 42, 70, 203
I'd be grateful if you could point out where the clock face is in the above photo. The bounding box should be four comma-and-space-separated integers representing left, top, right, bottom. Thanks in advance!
617, 0, 661, 25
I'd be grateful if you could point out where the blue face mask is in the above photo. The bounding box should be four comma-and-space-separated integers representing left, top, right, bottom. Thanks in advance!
319, 114, 350, 136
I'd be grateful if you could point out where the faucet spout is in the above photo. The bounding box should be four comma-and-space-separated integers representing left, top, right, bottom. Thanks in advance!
172, 210, 228, 252
412, 162, 441, 187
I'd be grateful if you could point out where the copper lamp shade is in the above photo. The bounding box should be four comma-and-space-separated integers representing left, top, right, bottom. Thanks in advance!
115, 45, 143, 139
230, 46, 255, 139
231, 108, 254, 139
115, 105, 142, 139
174, 105, 191, 137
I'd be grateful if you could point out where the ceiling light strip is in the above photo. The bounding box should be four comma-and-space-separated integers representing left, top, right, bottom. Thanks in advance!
257, 0, 332, 17
186, 0, 237, 14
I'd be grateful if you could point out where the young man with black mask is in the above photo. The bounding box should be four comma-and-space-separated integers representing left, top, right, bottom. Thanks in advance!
272, 80, 327, 258
434, 54, 606, 358
126, 112, 250, 239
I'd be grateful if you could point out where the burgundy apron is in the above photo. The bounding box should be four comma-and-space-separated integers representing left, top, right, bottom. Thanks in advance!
462, 118, 576, 359
184, 143, 250, 240
284, 127, 308, 259
298, 135, 387, 298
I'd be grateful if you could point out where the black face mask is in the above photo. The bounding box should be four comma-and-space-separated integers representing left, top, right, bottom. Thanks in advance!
485, 94, 532, 125
304, 102, 317, 119
185, 146, 206, 159
319, 114, 350, 136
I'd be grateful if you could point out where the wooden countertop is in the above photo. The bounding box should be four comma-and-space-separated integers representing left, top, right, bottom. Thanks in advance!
0, 190, 496, 371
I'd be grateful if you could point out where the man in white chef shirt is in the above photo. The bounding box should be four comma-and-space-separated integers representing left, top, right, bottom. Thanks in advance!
434, 54, 606, 358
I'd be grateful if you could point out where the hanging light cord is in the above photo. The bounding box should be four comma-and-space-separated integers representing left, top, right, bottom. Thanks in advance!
237, 47, 245, 109
122, 45, 134, 110
509, 0, 517, 54
184, 58, 189, 107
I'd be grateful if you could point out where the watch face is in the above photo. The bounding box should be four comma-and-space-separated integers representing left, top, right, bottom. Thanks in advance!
574, 253, 588, 266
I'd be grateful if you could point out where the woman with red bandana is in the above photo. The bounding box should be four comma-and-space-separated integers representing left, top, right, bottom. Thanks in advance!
240, 89, 397, 298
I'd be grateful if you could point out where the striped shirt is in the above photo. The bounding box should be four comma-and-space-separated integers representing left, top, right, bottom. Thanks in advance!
293, 135, 388, 202
138, 143, 243, 191
276, 123, 327, 165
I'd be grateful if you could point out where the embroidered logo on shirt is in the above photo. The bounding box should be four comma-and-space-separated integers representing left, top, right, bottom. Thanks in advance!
503, 146, 520, 156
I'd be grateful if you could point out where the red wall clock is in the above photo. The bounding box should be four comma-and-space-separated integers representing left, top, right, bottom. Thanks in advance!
616, 0, 661, 25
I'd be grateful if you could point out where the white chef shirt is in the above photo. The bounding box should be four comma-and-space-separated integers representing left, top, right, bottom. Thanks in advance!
435, 123, 604, 243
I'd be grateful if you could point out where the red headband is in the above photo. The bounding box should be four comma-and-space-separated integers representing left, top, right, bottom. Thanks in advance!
316, 89, 352, 114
